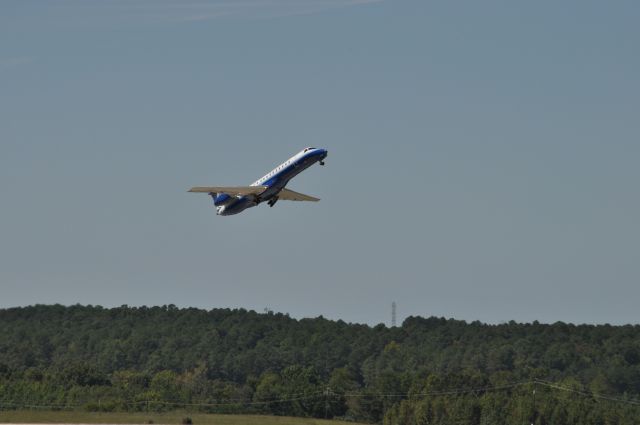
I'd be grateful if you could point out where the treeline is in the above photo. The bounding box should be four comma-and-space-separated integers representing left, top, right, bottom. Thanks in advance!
0, 304, 639, 424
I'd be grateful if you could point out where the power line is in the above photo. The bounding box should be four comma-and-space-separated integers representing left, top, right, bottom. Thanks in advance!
2, 379, 639, 411
0, 392, 326, 410
534, 379, 640, 407
339, 381, 529, 398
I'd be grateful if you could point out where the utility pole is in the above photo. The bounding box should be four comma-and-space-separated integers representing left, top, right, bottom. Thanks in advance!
324, 344, 330, 419
531, 381, 537, 425
324, 386, 330, 419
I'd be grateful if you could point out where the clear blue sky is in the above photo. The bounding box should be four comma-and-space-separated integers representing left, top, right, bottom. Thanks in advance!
1, 0, 639, 325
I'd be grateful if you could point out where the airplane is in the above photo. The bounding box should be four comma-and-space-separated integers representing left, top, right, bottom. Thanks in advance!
189, 147, 328, 216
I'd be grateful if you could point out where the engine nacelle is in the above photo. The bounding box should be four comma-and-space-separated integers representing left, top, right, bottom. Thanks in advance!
212, 193, 234, 207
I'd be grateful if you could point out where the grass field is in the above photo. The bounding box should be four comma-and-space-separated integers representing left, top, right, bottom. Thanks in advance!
0, 410, 362, 425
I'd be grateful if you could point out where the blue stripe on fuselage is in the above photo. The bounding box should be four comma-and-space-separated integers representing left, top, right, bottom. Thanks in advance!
221, 148, 327, 215
262, 149, 326, 189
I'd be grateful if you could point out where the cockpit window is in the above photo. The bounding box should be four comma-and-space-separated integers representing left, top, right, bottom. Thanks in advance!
303, 147, 315, 152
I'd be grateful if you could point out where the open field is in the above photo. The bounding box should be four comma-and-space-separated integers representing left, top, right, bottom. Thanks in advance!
0, 411, 362, 425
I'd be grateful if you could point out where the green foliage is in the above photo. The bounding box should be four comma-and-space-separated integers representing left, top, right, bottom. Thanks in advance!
0, 305, 639, 424
0, 410, 358, 425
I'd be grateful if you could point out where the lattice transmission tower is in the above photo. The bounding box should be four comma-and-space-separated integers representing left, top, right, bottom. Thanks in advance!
391, 301, 397, 327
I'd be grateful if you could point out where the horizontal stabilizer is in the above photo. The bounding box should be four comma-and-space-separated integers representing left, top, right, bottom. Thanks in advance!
277, 188, 320, 202
188, 186, 268, 196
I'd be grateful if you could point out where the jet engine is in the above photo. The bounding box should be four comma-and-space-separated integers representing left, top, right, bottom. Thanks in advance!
211, 193, 234, 207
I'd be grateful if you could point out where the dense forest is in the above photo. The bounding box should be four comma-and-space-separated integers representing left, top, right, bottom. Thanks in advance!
0, 304, 639, 424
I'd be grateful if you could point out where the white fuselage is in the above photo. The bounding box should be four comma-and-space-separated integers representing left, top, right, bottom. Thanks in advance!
216, 147, 327, 216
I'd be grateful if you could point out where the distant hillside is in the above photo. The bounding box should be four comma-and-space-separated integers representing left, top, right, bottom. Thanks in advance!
0, 304, 639, 424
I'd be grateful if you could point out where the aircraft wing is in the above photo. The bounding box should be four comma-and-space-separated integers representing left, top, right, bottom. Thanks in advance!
277, 188, 320, 202
188, 186, 268, 196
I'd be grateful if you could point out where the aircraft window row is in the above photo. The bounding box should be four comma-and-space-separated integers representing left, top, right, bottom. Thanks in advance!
256, 160, 292, 184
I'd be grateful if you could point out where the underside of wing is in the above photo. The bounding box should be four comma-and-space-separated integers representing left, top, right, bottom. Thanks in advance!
277, 188, 320, 202
188, 186, 268, 196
